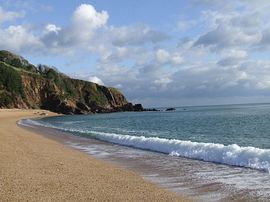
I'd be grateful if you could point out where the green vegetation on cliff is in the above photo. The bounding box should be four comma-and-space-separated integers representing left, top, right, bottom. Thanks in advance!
0, 50, 139, 114
0, 62, 24, 107
0, 62, 23, 95
0, 50, 37, 72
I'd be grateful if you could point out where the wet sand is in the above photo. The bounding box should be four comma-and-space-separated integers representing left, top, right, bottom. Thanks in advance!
0, 109, 189, 201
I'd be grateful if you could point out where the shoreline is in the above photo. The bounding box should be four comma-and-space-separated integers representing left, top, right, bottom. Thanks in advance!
0, 109, 188, 201
16, 109, 270, 202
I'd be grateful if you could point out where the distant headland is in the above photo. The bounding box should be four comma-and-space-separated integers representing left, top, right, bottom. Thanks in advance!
0, 50, 151, 114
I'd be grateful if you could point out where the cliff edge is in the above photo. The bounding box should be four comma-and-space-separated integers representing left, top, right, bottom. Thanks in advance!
0, 50, 143, 114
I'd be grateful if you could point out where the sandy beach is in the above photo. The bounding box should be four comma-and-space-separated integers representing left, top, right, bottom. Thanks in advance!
0, 109, 188, 201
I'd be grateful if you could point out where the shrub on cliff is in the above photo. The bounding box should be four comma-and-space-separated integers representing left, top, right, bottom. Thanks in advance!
0, 62, 23, 95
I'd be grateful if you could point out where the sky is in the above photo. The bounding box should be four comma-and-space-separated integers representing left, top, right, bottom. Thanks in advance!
1, 0, 270, 107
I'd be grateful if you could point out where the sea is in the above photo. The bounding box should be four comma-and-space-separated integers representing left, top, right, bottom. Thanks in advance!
19, 103, 270, 201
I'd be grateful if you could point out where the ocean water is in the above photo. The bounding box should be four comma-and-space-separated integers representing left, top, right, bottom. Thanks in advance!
19, 103, 270, 201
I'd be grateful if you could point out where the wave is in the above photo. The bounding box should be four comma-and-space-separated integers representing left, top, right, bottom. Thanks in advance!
56, 121, 86, 125
17, 119, 38, 127
19, 118, 270, 172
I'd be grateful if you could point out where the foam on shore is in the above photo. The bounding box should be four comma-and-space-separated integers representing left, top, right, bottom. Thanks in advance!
19, 118, 270, 172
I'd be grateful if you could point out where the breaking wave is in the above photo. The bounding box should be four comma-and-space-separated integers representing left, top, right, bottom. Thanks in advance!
19, 118, 270, 172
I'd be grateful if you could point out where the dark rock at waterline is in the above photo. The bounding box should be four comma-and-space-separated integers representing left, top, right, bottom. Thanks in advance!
143, 108, 160, 112
133, 104, 144, 111
120, 103, 144, 112
165, 107, 176, 111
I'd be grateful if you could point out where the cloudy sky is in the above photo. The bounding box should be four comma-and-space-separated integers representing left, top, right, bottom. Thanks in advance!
1, 0, 270, 107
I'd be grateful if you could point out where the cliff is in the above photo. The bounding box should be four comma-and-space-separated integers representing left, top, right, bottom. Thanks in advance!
0, 50, 143, 114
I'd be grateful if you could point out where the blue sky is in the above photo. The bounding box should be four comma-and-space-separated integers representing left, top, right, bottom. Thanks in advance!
1, 0, 270, 107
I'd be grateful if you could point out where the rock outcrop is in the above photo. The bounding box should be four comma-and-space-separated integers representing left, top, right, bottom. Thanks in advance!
165, 107, 176, 111
0, 50, 143, 114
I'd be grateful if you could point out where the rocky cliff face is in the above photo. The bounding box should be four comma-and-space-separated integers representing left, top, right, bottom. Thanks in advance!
0, 50, 143, 114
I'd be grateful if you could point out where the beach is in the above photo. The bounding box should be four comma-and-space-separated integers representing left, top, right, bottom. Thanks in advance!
0, 109, 188, 201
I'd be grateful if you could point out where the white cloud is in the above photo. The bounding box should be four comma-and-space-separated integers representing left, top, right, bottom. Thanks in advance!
225, 49, 247, 58
154, 77, 172, 89
194, 25, 260, 51
39, 4, 109, 52
231, 12, 260, 28
56, 4, 108, 47
258, 28, 270, 49
0, 6, 23, 23
72, 4, 108, 29
218, 50, 247, 66
0, 25, 42, 52
193, 5, 266, 53
69, 4, 108, 42
0, 4, 110, 54
171, 53, 184, 65
87, 76, 104, 85
156, 49, 183, 65
45, 24, 61, 34
111, 25, 169, 46
156, 49, 170, 64
0, 4, 168, 57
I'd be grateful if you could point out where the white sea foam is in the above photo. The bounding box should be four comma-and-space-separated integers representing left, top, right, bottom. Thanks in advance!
18, 119, 45, 127
17, 119, 37, 128
89, 131, 270, 172
19, 118, 270, 172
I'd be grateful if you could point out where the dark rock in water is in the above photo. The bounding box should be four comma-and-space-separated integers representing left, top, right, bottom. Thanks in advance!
144, 108, 160, 111
120, 103, 144, 112
133, 104, 143, 111
166, 107, 176, 111
122, 103, 134, 111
